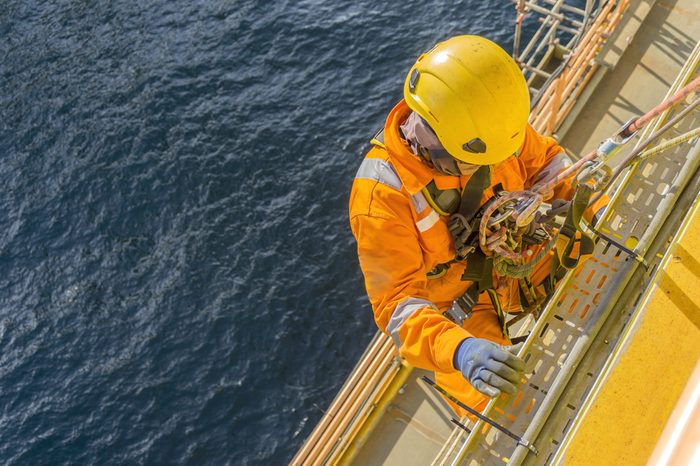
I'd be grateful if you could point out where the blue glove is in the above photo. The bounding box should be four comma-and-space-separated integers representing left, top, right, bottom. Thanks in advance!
454, 338, 525, 398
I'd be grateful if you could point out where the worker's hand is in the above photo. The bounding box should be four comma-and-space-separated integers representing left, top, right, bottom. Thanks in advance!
453, 338, 525, 398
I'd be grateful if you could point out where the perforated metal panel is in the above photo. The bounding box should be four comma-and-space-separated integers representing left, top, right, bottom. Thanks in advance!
433, 70, 700, 465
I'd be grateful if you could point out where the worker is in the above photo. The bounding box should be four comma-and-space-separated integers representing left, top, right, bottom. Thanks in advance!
348, 35, 606, 416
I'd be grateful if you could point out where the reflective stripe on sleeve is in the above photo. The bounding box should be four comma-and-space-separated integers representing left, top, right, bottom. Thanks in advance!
386, 297, 437, 348
415, 209, 440, 232
411, 192, 429, 214
355, 158, 402, 191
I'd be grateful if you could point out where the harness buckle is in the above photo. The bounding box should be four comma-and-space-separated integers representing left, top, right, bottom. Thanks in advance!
522, 224, 549, 245
445, 301, 471, 327
448, 213, 476, 260
445, 290, 478, 326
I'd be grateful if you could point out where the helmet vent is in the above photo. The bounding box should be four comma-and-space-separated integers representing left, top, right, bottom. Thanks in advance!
409, 69, 420, 93
462, 138, 486, 154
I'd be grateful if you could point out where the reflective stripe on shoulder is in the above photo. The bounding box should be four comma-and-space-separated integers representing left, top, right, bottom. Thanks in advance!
386, 297, 437, 348
416, 209, 440, 232
355, 158, 402, 191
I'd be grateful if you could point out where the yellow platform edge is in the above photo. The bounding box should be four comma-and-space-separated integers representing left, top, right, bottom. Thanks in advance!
556, 188, 700, 465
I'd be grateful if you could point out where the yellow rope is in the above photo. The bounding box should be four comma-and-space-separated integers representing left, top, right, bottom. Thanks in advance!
637, 126, 700, 161
494, 236, 557, 279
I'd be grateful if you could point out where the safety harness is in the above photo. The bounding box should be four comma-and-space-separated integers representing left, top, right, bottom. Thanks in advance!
370, 130, 589, 338
434, 167, 508, 335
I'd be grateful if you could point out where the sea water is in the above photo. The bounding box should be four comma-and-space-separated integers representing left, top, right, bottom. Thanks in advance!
1, 1, 515, 463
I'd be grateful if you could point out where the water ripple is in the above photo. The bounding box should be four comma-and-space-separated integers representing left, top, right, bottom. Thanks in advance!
1, 0, 516, 463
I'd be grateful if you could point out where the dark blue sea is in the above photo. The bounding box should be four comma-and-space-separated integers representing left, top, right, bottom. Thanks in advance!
1, 1, 516, 464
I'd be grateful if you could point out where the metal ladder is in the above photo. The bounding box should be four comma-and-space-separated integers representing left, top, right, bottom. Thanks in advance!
432, 38, 700, 466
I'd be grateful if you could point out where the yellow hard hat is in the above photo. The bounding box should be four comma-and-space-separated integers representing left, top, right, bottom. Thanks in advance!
404, 35, 530, 166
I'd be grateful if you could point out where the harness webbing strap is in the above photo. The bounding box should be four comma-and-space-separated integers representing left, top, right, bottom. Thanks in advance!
444, 284, 508, 338
458, 166, 491, 218
443, 250, 509, 338
448, 166, 492, 260
442, 168, 512, 337
486, 288, 508, 338
558, 184, 595, 269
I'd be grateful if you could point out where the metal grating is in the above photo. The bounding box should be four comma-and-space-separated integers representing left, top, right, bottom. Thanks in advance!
433, 66, 700, 465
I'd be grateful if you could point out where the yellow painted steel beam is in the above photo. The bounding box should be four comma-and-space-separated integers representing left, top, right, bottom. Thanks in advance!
556, 195, 700, 465
336, 363, 414, 466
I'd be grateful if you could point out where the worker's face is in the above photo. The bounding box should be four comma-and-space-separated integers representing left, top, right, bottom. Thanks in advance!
414, 118, 487, 176
419, 146, 484, 176
455, 161, 481, 176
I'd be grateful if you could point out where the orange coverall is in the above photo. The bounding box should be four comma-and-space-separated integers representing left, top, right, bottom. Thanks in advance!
349, 100, 600, 415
